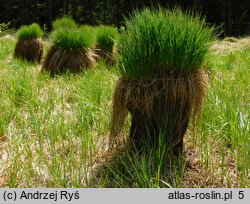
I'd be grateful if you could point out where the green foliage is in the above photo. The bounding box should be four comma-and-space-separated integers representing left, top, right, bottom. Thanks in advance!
51, 28, 95, 51
79, 25, 97, 41
0, 22, 11, 32
118, 8, 217, 79
52, 16, 77, 30
96, 26, 118, 52
16, 23, 43, 41
79, 25, 95, 32
0, 36, 250, 187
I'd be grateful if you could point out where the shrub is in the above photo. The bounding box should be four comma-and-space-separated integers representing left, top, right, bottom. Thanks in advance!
118, 8, 216, 79
52, 16, 77, 30
16, 23, 43, 41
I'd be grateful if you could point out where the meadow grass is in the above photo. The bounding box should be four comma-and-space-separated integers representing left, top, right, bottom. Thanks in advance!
196, 46, 250, 187
0, 35, 249, 187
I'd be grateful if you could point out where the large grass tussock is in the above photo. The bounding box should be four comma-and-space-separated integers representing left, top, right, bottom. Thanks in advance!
43, 28, 96, 76
14, 23, 43, 62
111, 8, 216, 154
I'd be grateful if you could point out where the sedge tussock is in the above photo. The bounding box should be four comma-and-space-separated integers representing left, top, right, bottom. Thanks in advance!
110, 70, 209, 149
42, 46, 96, 76
14, 38, 43, 62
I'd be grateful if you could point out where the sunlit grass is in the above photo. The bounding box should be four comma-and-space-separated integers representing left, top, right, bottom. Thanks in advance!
118, 8, 217, 79
196, 47, 250, 187
0, 35, 249, 187
16, 23, 43, 41
96, 26, 118, 52
51, 28, 95, 51
52, 16, 77, 30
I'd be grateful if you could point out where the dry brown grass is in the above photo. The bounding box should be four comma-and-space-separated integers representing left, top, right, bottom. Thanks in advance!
109, 70, 209, 150
13, 37, 43, 62
0, 137, 9, 187
93, 44, 118, 66
2, 34, 15, 40
182, 130, 246, 188
211, 36, 250, 55
42, 46, 96, 76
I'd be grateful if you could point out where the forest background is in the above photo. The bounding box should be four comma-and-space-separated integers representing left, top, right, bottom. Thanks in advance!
1, 0, 250, 36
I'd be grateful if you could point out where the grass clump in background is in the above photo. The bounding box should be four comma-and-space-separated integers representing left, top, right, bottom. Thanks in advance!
52, 16, 77, 30
80, 25, 97, 34
42, 28, 96, 75
95, 26, 118, 65
16, 23, 43, 41
51, 28, 95, 51
96, 26, 118, 52
118, 8, 217, 79
14, 23, 43, 62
